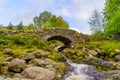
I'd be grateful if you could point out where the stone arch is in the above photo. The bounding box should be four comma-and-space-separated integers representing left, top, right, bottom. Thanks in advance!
47, 36, 72, 45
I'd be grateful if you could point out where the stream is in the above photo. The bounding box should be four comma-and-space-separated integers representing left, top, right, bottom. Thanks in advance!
60, 53, 100, 80
55, 46, 100, 80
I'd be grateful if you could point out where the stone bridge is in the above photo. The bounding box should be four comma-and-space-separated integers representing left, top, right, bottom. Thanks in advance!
7, 29, 89, 45
30, 29, 88, 45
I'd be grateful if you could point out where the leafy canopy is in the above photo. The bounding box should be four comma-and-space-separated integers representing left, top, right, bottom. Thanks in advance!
104, 0, 120, 38
104, 0, 120, 21
105, 11, 120, 37
33, 11, 69, 29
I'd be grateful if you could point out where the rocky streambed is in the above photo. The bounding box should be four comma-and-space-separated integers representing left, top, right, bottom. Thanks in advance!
0, 48, 120, 80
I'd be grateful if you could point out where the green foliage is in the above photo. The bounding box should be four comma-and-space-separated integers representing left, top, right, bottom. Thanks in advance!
99, 42, 116, 57
11, 33, 49, 49
104, 0, 120, 21
33, 11, 69, 29
41, 21, 52, 28
104, 0, 120, 38
84, 40, 120, 58
0, 27, 6, 31
26, 23, 36, 30
0, 32, 50, 57
48, 51, 63, 62
33, 11, 52, 27
50, 16, 69, 28
90, 32, 107, 41
7, 22, 13, 30
105, 11, 120, 38
0, 57, 4, 73
16, 21, 23, 30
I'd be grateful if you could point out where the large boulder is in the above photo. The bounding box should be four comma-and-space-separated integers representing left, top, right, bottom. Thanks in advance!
8, 59, 26, 72
21, 66, 57, 80
22, 50, 50, 62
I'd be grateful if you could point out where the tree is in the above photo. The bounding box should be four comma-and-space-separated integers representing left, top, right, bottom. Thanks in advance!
104, 0, 120, 38
33, 11, 52, 28
88, 9, 105, 34
57, 16, 69, 28
105, 11, 120, 38
33, 11, 69, 29
104, 0, 120, 21
7, 22, 13, 30
17, 21, 23, 30
41, 21, 52, 28
50, 16, 69, 28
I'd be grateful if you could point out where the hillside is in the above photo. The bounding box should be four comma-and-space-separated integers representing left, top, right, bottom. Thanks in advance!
0, 30, 120, 80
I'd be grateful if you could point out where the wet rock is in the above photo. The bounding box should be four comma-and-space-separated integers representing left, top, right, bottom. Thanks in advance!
21, 66, 57, 80
8, 59, 26, 73
101, 70, 120, 80
82, 57, 120, 70
65, 75, 95, 80
3, 48, 13, 55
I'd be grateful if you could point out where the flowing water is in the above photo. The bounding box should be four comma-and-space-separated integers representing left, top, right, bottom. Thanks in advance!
59, 52, 100, 80
54, 46, 100, 80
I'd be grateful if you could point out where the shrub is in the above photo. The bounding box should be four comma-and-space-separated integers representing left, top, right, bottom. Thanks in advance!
48, 51, 63, 62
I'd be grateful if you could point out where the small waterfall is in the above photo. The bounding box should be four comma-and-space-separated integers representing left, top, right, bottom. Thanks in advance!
63, 55, 100, 80
55, 46, 100, 80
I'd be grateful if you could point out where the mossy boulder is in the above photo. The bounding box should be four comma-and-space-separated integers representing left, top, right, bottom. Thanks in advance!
21, 66, 57, 80
8, 59, 26, 73
33, 50, 50, 58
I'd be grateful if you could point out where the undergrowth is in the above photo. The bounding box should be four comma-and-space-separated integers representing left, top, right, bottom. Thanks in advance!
0, 32, 50, 57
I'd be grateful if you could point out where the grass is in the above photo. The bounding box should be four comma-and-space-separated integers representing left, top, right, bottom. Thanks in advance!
77, 40, 120, 58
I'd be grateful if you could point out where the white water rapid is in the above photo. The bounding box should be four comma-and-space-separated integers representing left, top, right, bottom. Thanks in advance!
60, 53, 100, 80
55, 46, 100, 80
